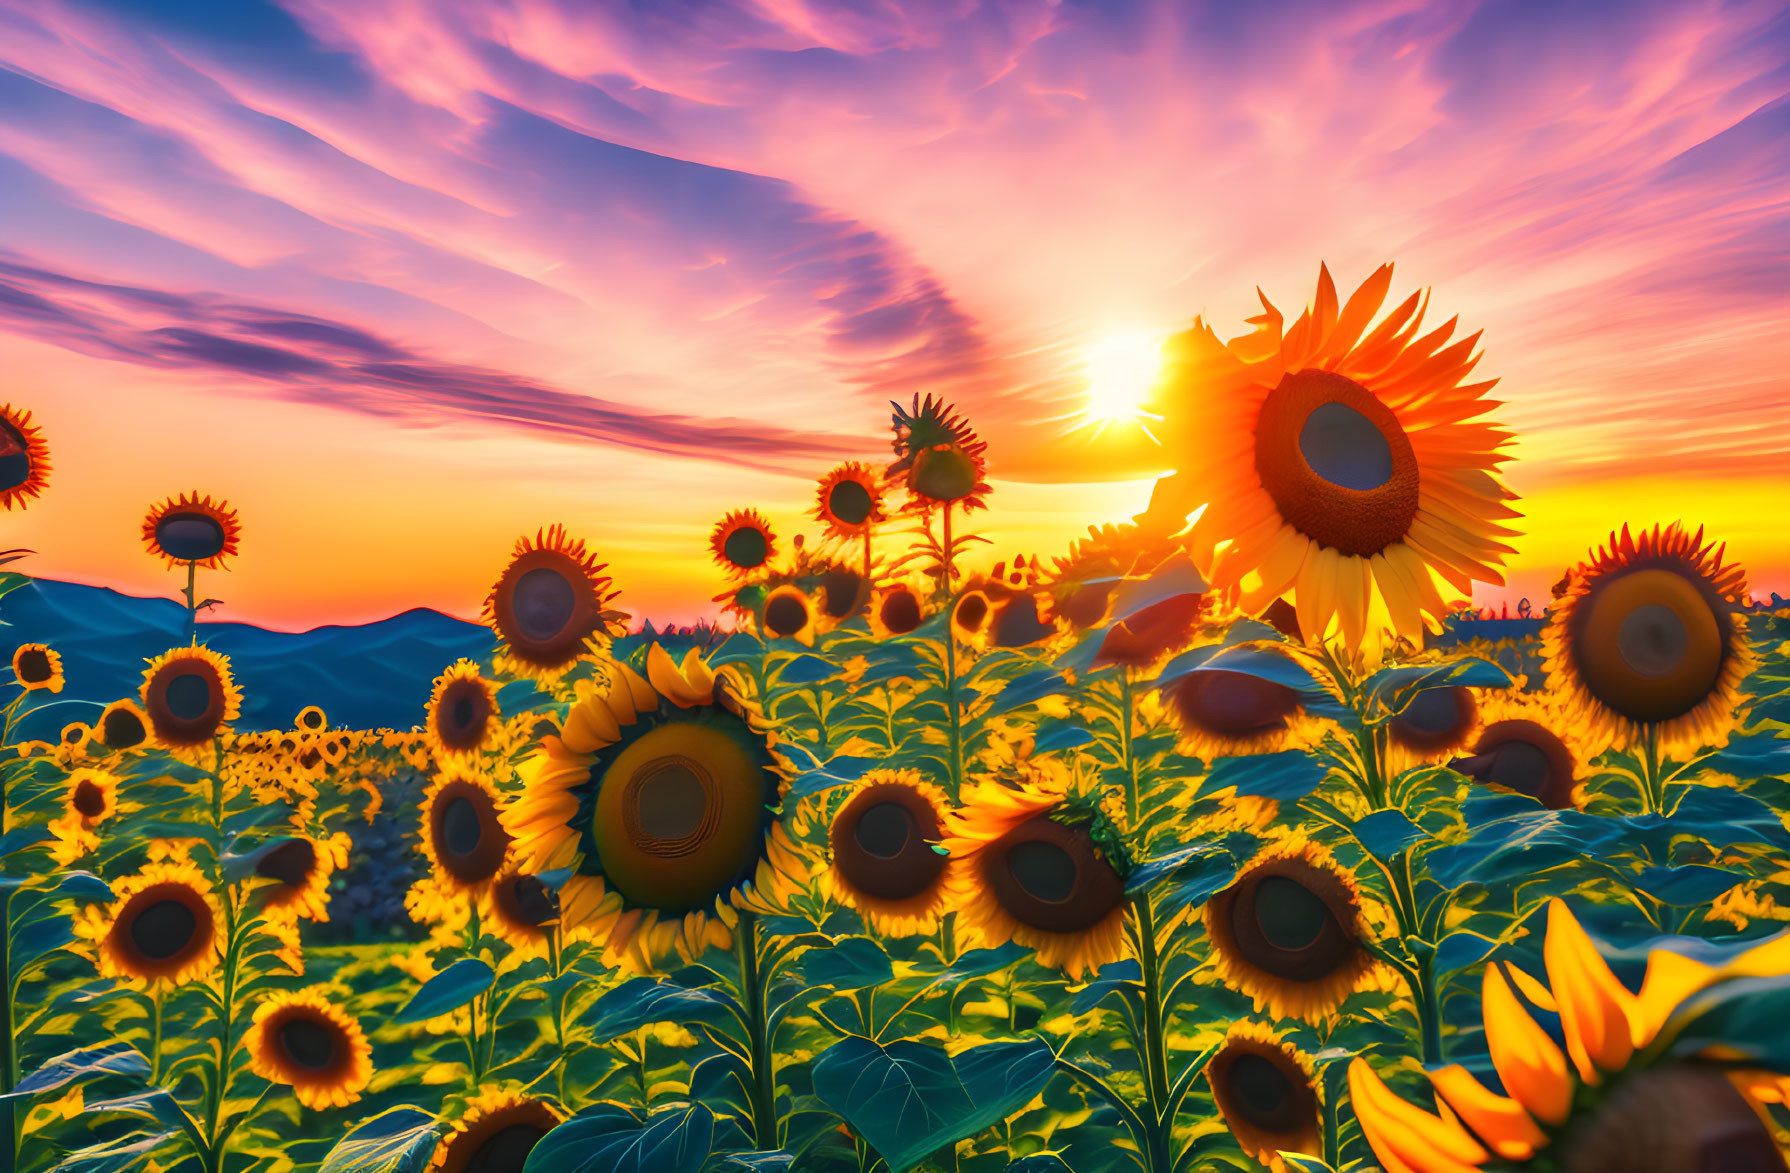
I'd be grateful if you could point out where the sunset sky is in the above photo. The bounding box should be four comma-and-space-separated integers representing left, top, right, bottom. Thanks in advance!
3, 0, 1787, 631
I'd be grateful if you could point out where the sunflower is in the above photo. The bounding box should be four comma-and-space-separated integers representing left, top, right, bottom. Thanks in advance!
1205, 1021, 1323, 1173
1095, 591, 1207, 669
74, 859, 221, 987
1386, 685, 1480, 771
951, 589, 995, 647
1147, 264, 1518, 653
1349, 898, 1790, 1172
295, 705, 328, 732
814, 462, 887, 541
245, 988, 373, 1109
825, 770, 960, 937
47, 767, 121, 864
762, 584, 819, 646
482, 864, 560, 959
94, 699, 153, 752
1204, 835, 1385, 1023
1544, 522, 1754, 755
869, 583, 926, 638
1166, 665, 1327, 761
425, 660, 502, 762
941, 774, 1128, 979
887, 394, 990, 513
483, 525, 620, 680
812, 565, 872, 623
418, 766, 513, 903
429, 1088, 562, 1173
257, 832, 351, 922
1446, 685, 1594, 811
11, 643, 63, 693
141, 492, 241, 569
139, 645, 242, 749
710, 509, 777, 579
0, 404, 50, 511
503, 644, 804, 968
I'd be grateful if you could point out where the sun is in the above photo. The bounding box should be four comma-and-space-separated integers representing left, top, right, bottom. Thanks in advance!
1080, 329, 1165, 438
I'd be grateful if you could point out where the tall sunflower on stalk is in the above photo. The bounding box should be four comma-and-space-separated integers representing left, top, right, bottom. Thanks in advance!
138, 645, 243, 756
824, 769, 964, 938
484, 525, 625, 684
1144, 264, 1520, 656
815, 462, 888, 601
142, 492, 242, 642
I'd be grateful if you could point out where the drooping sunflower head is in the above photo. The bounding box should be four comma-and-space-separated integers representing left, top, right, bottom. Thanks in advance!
484, 525, 620, 679
141, 492, 241, 569
1203, 835, 1384, 1023
869, 582, 927, 638
11, 643, 64, 693
1205, 1021, 1322, 1173
1151, 264, 1519, 653
94, 699, 153, 753
1095, 592, 1207, 669
0, 404, 50, 511
1446, 684, 1593, 811
430, 1088, 563, 1173
503, 643, 803, 968
887, 394, 990, 512
1544, 522, 1754, 755
942, 775, 1129, 979
139, 646, 243, 749
814, 462, 887, 540
1166, 664, 1323, 761
482, 863, 560, 959
295, 705, 328, 732
256, 832, 351, 922
75, 859, 222, 987
762, 584, 818, 645
825, 770, 959, 937
419, 765, 513, 899
710, 509, 777, 579
426, 660, 501, 761
245, 988, 373, 1110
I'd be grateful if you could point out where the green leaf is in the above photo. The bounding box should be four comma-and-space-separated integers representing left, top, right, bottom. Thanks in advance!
776, 655, 839, 685
1365, 657, 1514, 716
1208, 751, 1330, 801
49, 1130, 176, 1173
220, 837, 298, 885
797, 936, 894, 993
1350, 810, 1428, 862
1071, 959, 1141, 1014
522, 1103, 714, 1173
788, 755, 880, 801
0, 825, 51, 858
1427, 809, 1623, 888
984, 669, 1068, 719
1658, 974, 1790, 1069
1, 1042, 147, 1100
929, 943, 1029, 984
1631, 865, 1742, 906
319, 1107, 441, 1173
1007, 1157, 1075, 1172
394, 958, 495, 1025
584, 978, 738, 1043
1278, 1156, 1338, 1173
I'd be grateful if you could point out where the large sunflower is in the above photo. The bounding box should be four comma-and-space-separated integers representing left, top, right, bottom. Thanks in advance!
11, 643, 64, 693
75, 859, 221, 987
139, 646, 242, 749
418, 766, 513, 904
941, 774, 1128, 979
1543, 522, 1754, 755
256, 832, 352, 922
1205, 1021, 1323, 1173
425, 660, 502, 762
825, 770, 961, 937
710, 509, 777, 579
1349, 899, 1790, 1172
0, 403, 50, 511
1445, 685, 1594, 811
141, 492, 241, 569
1166, 665, 1327, 761
245, 988, 373, 1109
502, 644, 804, 968
1147, 264, 1519, 652
814, 462, 887, 541
1203, 835, 1385, 1023
887, 394, 991, 513
483, 526, 620, 680
430, 1089, 562, 1173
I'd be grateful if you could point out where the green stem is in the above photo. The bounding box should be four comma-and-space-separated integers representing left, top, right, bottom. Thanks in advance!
150, 986, 165, 1085
184, 560, 198, 645
204, 899, 243, 1173
1642, 725, 1664, 816
1133, 895, 1173, 1173
734, 912, 777, 1151
1388, 853, 1441, 1066
941, 504, 963, 795
550, 932, 568, 1107
1118, 669, 1139, 829
1, 889, 15, 1173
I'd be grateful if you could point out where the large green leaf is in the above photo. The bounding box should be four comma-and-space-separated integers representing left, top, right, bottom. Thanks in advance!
49, 1130, 175, 1173
796, 936, 894, 993
584, 978, 739, 1043
522, 1103, 714, 1173
394, 959, 495, 1025
319, 1107, 441, 1173
1207, 751, 1330, 801
1427, 810, 1623, 888
1657, 974, 1790, 1070
1349, 810, 1428, 863
2, 1042, 147, 1100
1631, 864, 1743, 906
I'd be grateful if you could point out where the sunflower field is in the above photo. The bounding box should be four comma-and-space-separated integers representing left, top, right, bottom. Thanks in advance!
4, 264, 1790, 1173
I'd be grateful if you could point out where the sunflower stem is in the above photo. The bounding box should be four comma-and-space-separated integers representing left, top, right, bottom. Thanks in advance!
1119, 669, 1139, 829
150, 985, 164, 1085
1, 887, 15, 1173
549, 929, 568, 1107
203, 895, 245, 1173
1642, 724, 1664, 816
733, 911, 778, 1150
1132, 894, 1174, 1173
184, 559, 198, 645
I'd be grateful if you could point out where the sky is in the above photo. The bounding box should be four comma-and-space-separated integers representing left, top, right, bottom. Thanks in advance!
2, 0, 1787, 632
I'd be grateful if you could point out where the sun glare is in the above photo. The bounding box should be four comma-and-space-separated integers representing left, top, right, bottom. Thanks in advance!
1080, 330, 1164, 439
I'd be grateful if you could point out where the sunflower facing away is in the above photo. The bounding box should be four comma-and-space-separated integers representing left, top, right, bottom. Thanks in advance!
1204, 835, 1386, 1023
1205, 1020, 1323, 1173
1386, 685, 1482, 773
483, 526, 621, 680
1350, 899, 1790, 1172
256, 832, 352, 922
139, 645, 243, 749
245, 987, 373, 1110
1445, 685, 1595, 811
425, 660, 502, 761
887, 394, 991, 513
75, 858, 221, 987
12, 643, 64, 693
942, 773, 1128, 979
417, 765, 514, 909
710, 509, 777, 579
869, 583, 926, 638
826, 770, 962, 937
482, 863, 561, 959
814, 461, 887, 541
1146, 264, 1519, 653
141, 491, 242, 569
1544, 522, 1755, 756
94, 699, 152, 753
430, 1088, 562, 1173
0, 403, 50, 511
503, 644, 805, 968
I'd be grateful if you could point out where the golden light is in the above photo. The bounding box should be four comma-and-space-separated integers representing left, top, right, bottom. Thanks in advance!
1080, 329, 1165, 438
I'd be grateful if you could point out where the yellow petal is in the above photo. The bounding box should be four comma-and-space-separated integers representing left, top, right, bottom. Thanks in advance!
1544, 899, 1637, 1082
1632, 950, 1718, 1047
1483, 963, 1573, 1126
563, 696, 621, 754
1428, 1065, 1546, 1161
1504, 962, 1558, 1013
612, 661, 658, 714
679, 647, 716, 704
1347, 1058, 1488, 1173
646, 644, 702, 708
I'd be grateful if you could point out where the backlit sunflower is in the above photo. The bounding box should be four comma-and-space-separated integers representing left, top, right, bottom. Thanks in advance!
139, 645, 242, 749
825, 770, 961, 937
887, 394, 990, 513
951, 589, 995, 647
1095, 592, 1207, 669
484, 525, 620, 680
418, 765, 513, 904
94, 699, 152, 753
710, 509, 777, 579
762, 584, 818, 646
503, 644, 804, 968
1203, 835, 1386, 1023
481, 864, 560, 959
295, 705, 328, 732
1446, 685, 1594, 811
1205, 1021, 1322, 1173
425, 660, 501, 762
812, 565, 872, 623
47, 767, 121, 864
245, 988, 372, 1110
1166, 663, 1328, 761
1543, 522, 1754, 755
814, 462, 887, 540
1386, 685, 1481, 773
74, 858, 221, 987
141, 492, 241, 569
256, 832, 352, 922
0, 403, 50, 511
429, 1089, 562, 1173
941, 773, 1128, 979
1349, 899, 1790, 1172
11, 643, 63, 693
869, 583, 926, 638
1147, 264, 1519, 653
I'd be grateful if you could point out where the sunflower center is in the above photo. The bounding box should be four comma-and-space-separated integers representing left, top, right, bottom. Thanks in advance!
155, 513, 228, 562
819, 570, 864, 620
723, 527, 769, 570
828, 480, 873, 526
1007, 840, 1077, 904
1177, 671, 1299, 739
1229, 1053, 1291, 1121
1254, 876, 1327, 951
466, 1124, 550, 1173
1617, 603, 1689, 678
765, 593, 809, 637
1456, 720, 1576, 810
16, 649, 51, 683
507, 876, 558, 926
631, 757, 710, 842
130, 899, 196, 960
73, 779, 107, 819
256, 840, 317, 887
513, 568, 576, 642
1572, 567, 1727, 724
453, 695, 476, 728
1401, 687, 1463, 732
165, 673, 213, 721
854, 802, 914, 859
1299, 402, 1393, 491
442, 797, 484, 857
278, 1017, 337, 1070
879, 589, 922, 635
955, 594, 989, 632
102, 708, 147, 748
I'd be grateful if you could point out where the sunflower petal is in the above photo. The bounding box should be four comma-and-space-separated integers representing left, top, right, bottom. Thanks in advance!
1427, 1064, 1546, 1161
1544, 898, 1637, 1082
1348, 1058, 1489, 1173
1483, 963, 1573, 1125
